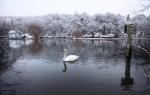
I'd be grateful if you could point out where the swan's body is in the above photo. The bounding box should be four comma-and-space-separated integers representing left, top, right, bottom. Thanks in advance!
63, 49, 79, 62
63, 55, 79, 62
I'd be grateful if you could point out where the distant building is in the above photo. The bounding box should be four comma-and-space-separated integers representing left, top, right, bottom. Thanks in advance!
9, 30, 22, 39
101, 34, 115, 38
9, 30, 33, 40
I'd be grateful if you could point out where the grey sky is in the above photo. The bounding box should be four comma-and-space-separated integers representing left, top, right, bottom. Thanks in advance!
0, 0, 145, 16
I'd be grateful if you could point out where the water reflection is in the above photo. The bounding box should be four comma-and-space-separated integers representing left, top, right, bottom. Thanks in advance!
0, 40, 21, 95
121, 47, 134, 90
28, 40, 43, 54
0, 39, 150, 95
62, 60, 78, 72
9, 40, 33, 49
62, 62, 67, 72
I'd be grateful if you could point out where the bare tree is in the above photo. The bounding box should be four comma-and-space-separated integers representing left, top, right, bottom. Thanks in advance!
137, 0, 150, 12
28, 23, 44, 39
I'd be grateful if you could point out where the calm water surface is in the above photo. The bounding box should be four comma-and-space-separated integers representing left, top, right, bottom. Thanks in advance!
0, 39, 150, 95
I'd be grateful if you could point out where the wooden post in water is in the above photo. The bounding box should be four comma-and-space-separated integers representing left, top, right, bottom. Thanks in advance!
124, 14, 136, 57
121, 14, 136, 90
121, 52, 134, 90
126, 25, 132, 58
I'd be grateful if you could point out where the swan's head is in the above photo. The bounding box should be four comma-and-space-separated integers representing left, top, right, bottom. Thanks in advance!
62, 49, 67, 52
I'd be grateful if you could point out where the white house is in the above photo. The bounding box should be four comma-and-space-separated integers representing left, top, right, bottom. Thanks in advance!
9, 30, 34, 40
9, 30, 22, 39
101, 34, 115, 38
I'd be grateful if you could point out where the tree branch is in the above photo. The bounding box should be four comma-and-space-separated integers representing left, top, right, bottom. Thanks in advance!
133, 45, 150, 56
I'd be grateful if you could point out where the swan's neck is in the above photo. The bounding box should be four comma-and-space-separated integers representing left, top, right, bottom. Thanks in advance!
63, 50, 67, 58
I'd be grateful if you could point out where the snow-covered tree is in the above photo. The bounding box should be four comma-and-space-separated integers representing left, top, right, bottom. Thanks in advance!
2, 12, 149, 38
132, 14, 150, 37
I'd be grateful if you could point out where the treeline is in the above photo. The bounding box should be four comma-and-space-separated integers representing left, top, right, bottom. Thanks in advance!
0, 13, 150, 38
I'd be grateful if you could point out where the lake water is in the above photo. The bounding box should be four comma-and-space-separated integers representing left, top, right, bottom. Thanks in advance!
0, 39, 150, 95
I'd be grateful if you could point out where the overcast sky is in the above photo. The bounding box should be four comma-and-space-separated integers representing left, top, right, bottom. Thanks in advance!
0, 0, 147, 16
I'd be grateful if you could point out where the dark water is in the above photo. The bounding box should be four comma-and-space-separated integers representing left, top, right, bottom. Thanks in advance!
0, 39, 150, 95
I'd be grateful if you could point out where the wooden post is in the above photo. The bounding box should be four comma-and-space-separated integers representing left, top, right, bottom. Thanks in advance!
121, 32, 133, 90
121, 15, 135, 90
125, 15, 135, 57
126, 24, 132, 57
126, 23, 136, 57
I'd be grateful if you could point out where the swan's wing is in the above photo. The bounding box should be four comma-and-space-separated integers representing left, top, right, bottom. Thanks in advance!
64, 55, 79, 61
68, 55, 79, 59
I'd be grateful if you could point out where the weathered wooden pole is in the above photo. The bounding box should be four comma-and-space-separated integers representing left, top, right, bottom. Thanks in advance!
124, 14, 136, 57
121, 15, 136, 90
126, 24, 132, 57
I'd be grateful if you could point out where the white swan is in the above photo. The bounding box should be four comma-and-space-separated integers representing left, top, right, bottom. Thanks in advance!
63, 49, 79, 62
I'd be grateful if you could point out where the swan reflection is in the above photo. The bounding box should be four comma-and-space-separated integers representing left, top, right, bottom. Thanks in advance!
62, 60, 78, 72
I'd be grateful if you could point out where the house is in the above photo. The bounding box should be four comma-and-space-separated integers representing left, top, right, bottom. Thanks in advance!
9, 30, 23, 39
9, 30, 34, 40
101, 34, 115, 38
